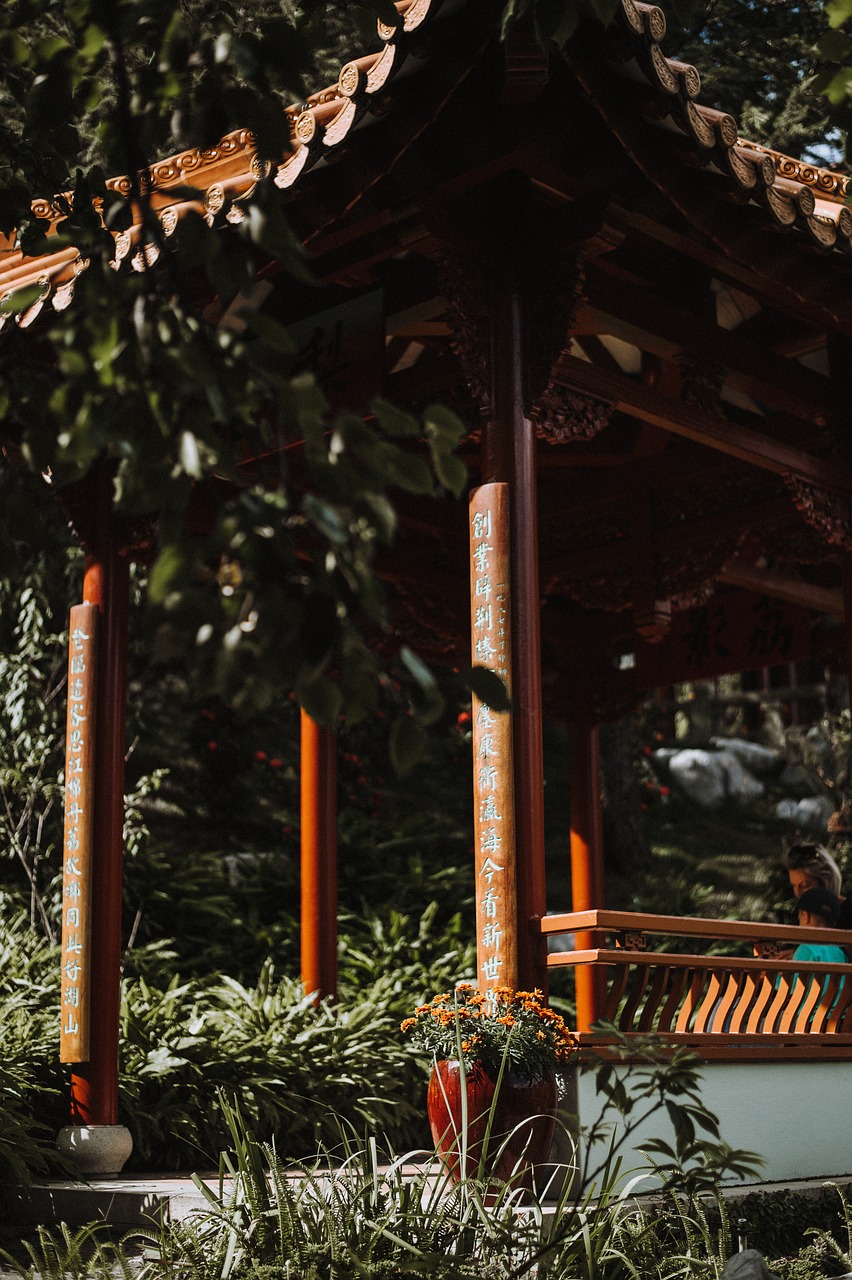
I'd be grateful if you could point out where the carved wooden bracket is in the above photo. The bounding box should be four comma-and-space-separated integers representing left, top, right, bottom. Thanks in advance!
531, 386, 614, 443
783, 474, 852, 550
615, 930, 649, 952
441, 246, 588, 418
525, 249, 587, 413
678, 356, 725, 416
440, 254, 492, 415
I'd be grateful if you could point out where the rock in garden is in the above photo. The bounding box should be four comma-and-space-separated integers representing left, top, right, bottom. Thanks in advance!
710, 738, 780, 776
774, 795, 834, 833
668, 749, 764, 809
720, 1249, 780, 1280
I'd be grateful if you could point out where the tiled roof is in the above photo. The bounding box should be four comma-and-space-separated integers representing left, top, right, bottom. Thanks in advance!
0, 0, 439, 329
601, 0, 852, 252
1, 0, 850, 329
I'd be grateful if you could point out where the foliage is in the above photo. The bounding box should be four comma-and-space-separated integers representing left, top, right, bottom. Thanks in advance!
716, 1183, 848, 1265
402, 985, 577, 1082
124, 1036, 762, 1280
0, 483, 82, 937
119, 962, 427, 1168
0, 1222, 140, 1279
0, 899, 473, 1177
674, 1, 837, 162
0, 907, 68, 1185
579, 1031, 762, 1198
0, 0, 468, 744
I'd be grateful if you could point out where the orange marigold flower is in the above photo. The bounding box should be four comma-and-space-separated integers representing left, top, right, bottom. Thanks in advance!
400, 1018, 416, 1033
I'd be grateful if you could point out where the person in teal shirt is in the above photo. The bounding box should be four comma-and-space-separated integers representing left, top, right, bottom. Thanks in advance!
793, 887, 848, 965
790, 888, 848, 1015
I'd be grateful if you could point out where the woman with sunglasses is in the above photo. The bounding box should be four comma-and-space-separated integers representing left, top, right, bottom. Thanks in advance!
786, 843, 852, 930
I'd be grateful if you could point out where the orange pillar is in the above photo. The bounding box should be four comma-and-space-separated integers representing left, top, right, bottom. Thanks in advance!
70, 511, 130, 1127
568, 720, 605, 1032
484, 266, 547, 992
300, 710, 338, 1001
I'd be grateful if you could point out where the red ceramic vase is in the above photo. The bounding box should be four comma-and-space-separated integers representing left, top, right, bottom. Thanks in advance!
427, 1059, 557, 1186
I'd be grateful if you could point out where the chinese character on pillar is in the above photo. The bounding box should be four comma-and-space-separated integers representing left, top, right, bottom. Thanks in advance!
469, 483, 517, 992
60, 602, 98, 1064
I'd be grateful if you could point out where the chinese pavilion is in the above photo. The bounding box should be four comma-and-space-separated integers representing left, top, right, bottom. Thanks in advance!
3, 0, 852, 1181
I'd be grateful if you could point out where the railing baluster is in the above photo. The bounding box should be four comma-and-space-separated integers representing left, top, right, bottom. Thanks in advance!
777, 976, 808, 1034
657, 967, 689, 1032
712, 969, 745, 1033
675, 969, 705, 1034
828, 978, 852, 1032
792, 973, 827, 1033
810, 974, 841, 1034
620, 964, 651, 1032
742, 972, 772, 1034
692, 968, 724, 1033
637, 964, 670, 1032
600, 962, 631, 1023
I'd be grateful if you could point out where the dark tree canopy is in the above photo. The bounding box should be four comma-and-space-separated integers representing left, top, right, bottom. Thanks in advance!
673, 0, 839, 162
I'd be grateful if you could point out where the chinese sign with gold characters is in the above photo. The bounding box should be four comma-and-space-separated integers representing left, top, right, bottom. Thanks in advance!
60, 602, 98, 1064
469, 483, 517, 991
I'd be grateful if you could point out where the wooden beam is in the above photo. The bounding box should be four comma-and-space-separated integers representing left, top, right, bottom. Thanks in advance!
580, 266, 837, 427
541, 498, 796, 582
718, 558, 843, 618
552, 352, 852, 495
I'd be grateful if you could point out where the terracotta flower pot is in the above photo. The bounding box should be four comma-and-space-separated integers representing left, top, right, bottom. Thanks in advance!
427, 1059, 557, 1186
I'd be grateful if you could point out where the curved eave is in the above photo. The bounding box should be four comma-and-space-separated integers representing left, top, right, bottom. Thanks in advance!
0, 0, 448, 330
564, 0, 852, 330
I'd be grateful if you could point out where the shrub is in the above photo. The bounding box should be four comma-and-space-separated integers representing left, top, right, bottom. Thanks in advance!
0, 906, 66, 1185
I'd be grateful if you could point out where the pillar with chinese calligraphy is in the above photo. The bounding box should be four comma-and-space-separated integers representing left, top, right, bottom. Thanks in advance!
470, 483, 518, 990
59, 604, 98, 1065
57, 494, 133, 1177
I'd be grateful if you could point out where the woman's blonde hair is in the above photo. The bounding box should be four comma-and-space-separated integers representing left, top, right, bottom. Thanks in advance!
786, 843, 843, 896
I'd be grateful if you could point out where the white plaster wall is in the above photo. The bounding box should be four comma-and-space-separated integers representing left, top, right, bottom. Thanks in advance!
567, 1059, 852, 1192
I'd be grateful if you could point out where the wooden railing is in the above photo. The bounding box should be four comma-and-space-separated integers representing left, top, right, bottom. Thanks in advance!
538, 910, 852, 1059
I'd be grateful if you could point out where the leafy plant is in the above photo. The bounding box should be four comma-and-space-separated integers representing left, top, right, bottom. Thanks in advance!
0, 1222, 139, 1280
582, 1030, 762, 1198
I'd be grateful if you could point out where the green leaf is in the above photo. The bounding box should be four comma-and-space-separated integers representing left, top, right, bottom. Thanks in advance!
148, 545, 190, 605
298, 675, 342, 727
379, 445, 434, 495
370, 397, 419, 437
0, 284, 43, 315
501, 0, 534, 37
464, 665, 512, 712
827, 0, 852, 29
400, 646, 444, 726
389, 714, 426, 776
432, 451, 467, 497
815, 29, 852, 61
303, 493, 347, 545
423, 403, 465, 446
242, 312, 294, 352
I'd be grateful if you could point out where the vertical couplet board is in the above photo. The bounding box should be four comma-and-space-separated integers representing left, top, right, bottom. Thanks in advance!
60, 602, 98, 1064
469, 483, 518, 992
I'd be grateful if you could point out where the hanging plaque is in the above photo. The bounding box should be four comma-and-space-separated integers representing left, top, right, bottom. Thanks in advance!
469, 483, 518, 992
60, 602, 98, 1064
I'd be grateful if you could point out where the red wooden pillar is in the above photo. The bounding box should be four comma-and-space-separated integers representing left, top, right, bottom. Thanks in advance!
300, 710, 338, 1001
69, 509, 130, 1129
568, 720, 606, 1032
483, 266, 548, 992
